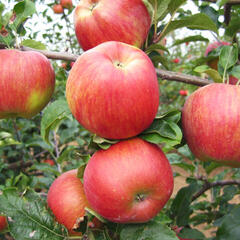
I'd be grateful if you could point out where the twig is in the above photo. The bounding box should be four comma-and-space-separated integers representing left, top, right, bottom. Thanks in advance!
192, 179, 240, 201
53, 131, 62, 173
0, 43, 212, 86
224, 4, 232, 25
7, 160, 33, 170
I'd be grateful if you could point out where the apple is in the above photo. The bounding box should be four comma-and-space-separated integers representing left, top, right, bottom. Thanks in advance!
173, 58, 180, 64
66, 41, 159, 140
179, 90, 188, 96
74, 0, 151, 51
0, 49, 55, 119
53, 4, 64, 14
83, 137, 174, 223
70, 61, 75, 68
0, 216, 7, 232
182, 83, 240, 167
43, 159, 55, 166
60, 0, 73, 9
61, 62, 67, 69
204, 41, 231, 70
229, 75, 239, 85
47, 169, 89, 233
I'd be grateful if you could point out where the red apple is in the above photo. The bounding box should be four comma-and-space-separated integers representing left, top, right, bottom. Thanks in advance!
182, 83, 240, 167
60, 0, 73, 9
61, 62, 67, 69
83, 138, 174, 223
43, 159, 55, 166
0, 50, 55, 119
66, 41, 159, 139
179, 90, 188, 96
173, 58, 180, 64
0, 216, 7, 232
74, 0, 151, 51
70, 61, 75, 68
204, 41, 231, 70
229, 75, 239, 85
47, 170, 89, 233
53, 4, 64, 14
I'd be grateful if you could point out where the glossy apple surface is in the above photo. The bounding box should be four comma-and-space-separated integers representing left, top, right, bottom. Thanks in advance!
60, 0, 73, 9
66, 41, 159, 139
0, 216, 7, 232
83, 138, 173, 223
47, 170, 89, 233
0, 49, 55, 119
182, 83, 240, 167
53, 4, 64, 14
74, 0, 151, 50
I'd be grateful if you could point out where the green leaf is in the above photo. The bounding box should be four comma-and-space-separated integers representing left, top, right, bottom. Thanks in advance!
216, 205, 240, 240
217, 0, 229, 7
11, 0, 36, 31
120, 221, 179, 240
171, 183, 200, 226
40, 99, 71, 145
172, 35, 209, 46
146, 43, 170, 54
219, 44, 238, 70
225, 16, 240, 37
161, 13, 218, 39
0, 129, 20, 147
21, 39, 46, 50
140, 110, 182, 147
89, 135, 119, 150
194, 65, 222, 83
168, 0, 187, 15
156, 0, 171, 20
0, 188, 68, 240
178, 228, 205, 239
231, 65, 240, 80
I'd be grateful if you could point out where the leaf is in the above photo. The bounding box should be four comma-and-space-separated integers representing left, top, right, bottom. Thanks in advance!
161, 13, 218, 39
168, 0, 187, 15
231, 65, 240, 80
0, 188, 68, 240
216, 205, 240, 240
11, 0, 36, 30
146, 43, 170, 54
225, 16, 240, 37
219, 44, 238, 70
0, 129, 20, 147
120, 221, 179, 240
217, 0, 229, 7
156, 0, 171, 20
89, 135, 119, 150
139, 110, 182, 147
41, 99, 71, 145
194, 65, 222, 83
21, 39, 46, 50
172, 35, 209, 46
178, 228, 205, 239
170, 183, 200, 226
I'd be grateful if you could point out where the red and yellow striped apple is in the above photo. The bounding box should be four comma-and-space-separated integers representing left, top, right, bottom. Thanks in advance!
47, 170, 89, 234
83, 138, 174, 223
0, 49, 55, 119
182, 83, 240, 167
66, 41, 159, 139
74, 0, 151, 51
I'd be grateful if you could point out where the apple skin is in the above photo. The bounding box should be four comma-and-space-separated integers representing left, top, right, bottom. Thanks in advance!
66, 41, 159, 140
229, 75, 239, 85
0, 49, 55, 119
204, 41, 231, 71
0, 216, 7, 232
53, 4, 64, 14
83, 138, 174, 223
47, 170, 89, 233
43, 159, 55, 166
182, 83, 240, 167
179, 90, 188, 96
74, 0, 151, 51
60, 0, 73, 9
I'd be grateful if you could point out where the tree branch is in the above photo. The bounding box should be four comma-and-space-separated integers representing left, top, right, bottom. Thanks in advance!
0, 44, 212, 86
192, 179, 240, 201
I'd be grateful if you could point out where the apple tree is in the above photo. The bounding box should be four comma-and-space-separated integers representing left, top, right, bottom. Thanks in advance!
0, 0, 240, 240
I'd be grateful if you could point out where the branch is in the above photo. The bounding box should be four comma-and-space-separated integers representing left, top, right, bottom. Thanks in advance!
0, 44, 212, 86
194, 0, 240, 5
192, 178, 240, 201
7, 160, 33, 170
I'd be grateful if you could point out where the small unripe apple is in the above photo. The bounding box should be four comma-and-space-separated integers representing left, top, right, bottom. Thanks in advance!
0, 216, 7, 232
60, 0, 73, 9
0, 49, 55, 119
74, 0, 151, 50
53, 4, 64, 14
182, 83, 240, 167
47, 170, 89, 233
66, 41, 159, 139
84, 138, 173, 223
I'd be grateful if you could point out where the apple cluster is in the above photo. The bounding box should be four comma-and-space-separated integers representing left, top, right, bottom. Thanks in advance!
47, 0, 174, 235
53, 0, 73, 14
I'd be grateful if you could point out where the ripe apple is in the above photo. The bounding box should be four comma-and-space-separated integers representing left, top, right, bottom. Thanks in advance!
182, 83, 240, 167
179, 90, 188, 96
173, 58, 180, 64
0, 49, 55, 119
43, 159, 55, 166
47, 170, 89, 233
83, 138, 174, 223
229, 75, 239, 85
53, 4, 64, 14
60, 0, 73, 9
0, 216, 7, 232
66, 41, 159, 139
70, 61, 75, 68
204, 41, 231, 70
74, 0, 151, 51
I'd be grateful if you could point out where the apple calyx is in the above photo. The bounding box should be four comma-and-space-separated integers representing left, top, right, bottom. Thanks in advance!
135, 193, 147, 202
90, 2, 98, 11
114, 61, 124, 69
